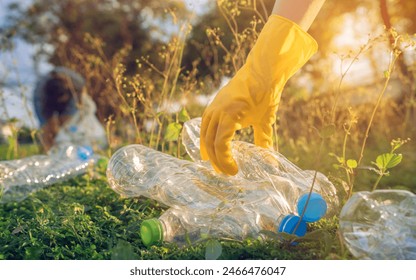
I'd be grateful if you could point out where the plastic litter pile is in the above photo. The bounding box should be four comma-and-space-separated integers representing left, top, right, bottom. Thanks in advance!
107, 118, 339, 246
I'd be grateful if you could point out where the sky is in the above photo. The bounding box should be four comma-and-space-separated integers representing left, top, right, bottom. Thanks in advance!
0, 0, 46, 128
0, 0, 40, 86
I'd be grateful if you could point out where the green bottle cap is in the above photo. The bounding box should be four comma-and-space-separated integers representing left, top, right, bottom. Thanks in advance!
140, 218, 164, 246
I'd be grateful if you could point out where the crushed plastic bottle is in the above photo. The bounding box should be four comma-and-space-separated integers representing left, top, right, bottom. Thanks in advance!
141, 205, 308, 247
339, 190, 416, 260
137, 176, 316, 245
107, 143, 310, 215
54, 93, 108, 150
107, 118, 338, 246
107, 144, 227, 210
139, 186, 314, 246
0, 144, 97, 203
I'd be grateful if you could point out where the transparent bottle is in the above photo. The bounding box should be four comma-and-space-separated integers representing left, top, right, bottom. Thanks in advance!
0, 155, 50, 182
0, 144, 96, 203
107, 143, 328, 219
107, 144, 230, 210
339, 190, 416, 260
141, 201, 308, 247
139, 188, 331, 247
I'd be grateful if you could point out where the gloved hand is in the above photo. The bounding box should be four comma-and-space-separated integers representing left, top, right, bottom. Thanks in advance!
200, 15, 318, 175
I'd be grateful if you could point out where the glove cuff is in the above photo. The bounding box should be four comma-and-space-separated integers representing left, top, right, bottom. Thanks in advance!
251, 14, 318, 82
239, 14, 318, 106
268, 15, 318, 54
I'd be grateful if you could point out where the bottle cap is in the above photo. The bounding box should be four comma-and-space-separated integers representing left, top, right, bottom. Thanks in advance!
77, 146, 93, 160
297, 192, 327, 223
140, 218, 164, 246
69, 125, 78, 133
278, 214, 307, 237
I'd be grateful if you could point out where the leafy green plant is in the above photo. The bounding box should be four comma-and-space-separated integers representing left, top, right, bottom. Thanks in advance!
370, 138, 409, 191
329, 28, 410, 199
164, 107, 191, 157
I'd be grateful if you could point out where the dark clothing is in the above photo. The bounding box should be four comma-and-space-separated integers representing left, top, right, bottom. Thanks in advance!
33, 67, 85, 126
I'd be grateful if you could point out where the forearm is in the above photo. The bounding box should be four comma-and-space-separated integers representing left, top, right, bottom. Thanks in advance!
41, 117, 59, 151
40, 114, 71, 150
272, 0, 326, 31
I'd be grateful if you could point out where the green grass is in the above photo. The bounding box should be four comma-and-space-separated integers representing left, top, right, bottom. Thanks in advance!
2, 126, 415, 260
0, 145, 353, 260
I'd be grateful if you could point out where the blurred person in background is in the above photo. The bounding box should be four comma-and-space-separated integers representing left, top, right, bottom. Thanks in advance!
34, 67, 107, 150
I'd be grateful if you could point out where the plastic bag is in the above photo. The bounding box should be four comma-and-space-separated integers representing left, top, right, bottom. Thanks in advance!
55, 93, 108, 149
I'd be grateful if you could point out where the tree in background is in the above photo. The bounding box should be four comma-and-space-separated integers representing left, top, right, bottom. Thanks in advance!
182, 0, 274, 82
5, 0, 189, 123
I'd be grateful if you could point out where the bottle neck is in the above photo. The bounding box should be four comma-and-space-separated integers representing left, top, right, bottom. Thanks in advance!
158, 217, 169, 242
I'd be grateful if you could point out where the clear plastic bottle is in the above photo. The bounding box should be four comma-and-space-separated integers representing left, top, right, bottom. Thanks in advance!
106, 143, 328, 218
139, 187, 332, 246
0, 155, 50, 182
141, 201, 309, 247
339, 190, 416, 260
0, 144, 96, 203
107, 144, 229, 210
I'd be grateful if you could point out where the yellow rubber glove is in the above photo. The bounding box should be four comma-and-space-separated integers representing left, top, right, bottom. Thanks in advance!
200, 15, 318, 175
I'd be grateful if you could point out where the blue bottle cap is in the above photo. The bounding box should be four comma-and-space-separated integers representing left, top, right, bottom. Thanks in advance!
77, 145, 93, 161
297, 192, 327, 223
278, 214, 307, 237
69, 125, 78, 133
